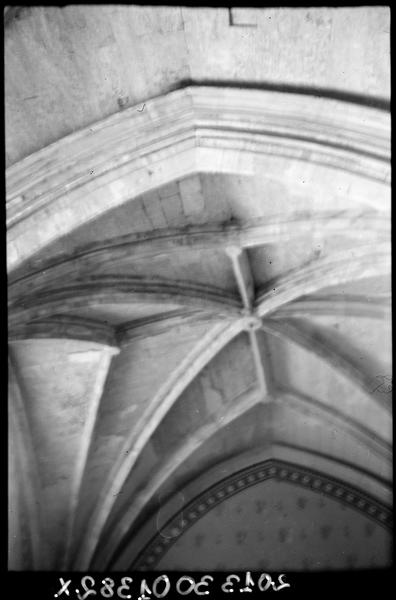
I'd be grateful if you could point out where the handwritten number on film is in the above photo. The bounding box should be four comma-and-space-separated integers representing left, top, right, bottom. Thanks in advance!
55, 572, 290, 598
221, 572, 290, 593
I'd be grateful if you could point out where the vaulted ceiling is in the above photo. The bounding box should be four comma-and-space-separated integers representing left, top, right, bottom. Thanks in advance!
7, 6, 391, 572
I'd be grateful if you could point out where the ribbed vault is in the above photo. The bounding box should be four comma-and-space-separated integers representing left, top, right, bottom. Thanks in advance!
7, 5, 391, 573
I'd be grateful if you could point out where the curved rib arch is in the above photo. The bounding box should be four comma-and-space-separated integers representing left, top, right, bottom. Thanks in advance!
6, 83, 391, 574
71, 318, 247, 570
90, 383, 264, 570
260, 318, 392, 413
8, 277, 241, 327
7, 86, 390, 271
111, 443, 392, 571
91, 382, 391, 571
9, 244, 390, 329
8, 315, 118, 347
8, 357, 43, 569
255, 244, 390, 318
274, 294, 390, 320
275, 390, 391, 462
8, 212, 389, 290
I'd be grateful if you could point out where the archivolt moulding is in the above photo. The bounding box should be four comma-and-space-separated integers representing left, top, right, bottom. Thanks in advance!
110, 444, 392, 571
6, 86, 390, 271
